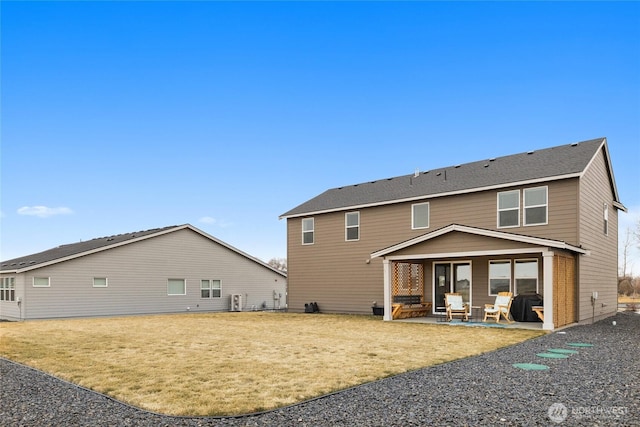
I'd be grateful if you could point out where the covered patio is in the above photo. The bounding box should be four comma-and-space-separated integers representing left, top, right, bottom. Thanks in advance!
371, 224, 587, 331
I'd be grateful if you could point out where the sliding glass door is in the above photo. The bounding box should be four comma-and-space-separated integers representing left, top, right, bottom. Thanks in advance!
433, 262, 472, 312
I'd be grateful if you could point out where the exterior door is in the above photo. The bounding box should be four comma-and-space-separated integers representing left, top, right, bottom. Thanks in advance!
434, 263, 451, 313
433, 262, 472, 313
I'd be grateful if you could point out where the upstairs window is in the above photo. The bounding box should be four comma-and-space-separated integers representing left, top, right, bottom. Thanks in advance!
603, 203, 609, 236
524, 186, 548, 226
345, 212, 360, 241
412, 202, 430, 229
302, 218, 314, 245
498, 190, 520, 228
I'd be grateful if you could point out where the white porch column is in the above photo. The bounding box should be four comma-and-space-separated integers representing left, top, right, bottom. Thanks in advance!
542, 251, 554, 330
383, 259, 392, 321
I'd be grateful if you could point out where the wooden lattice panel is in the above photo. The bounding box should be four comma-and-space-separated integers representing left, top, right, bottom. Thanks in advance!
392, 262, 424, 297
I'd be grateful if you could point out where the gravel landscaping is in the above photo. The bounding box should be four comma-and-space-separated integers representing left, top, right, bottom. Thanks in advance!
1, 312, 638, 427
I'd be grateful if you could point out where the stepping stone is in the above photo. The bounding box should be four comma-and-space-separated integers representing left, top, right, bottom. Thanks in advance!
537, 352, 569, 359
566, 343, 594, 347
548, 348, 578, 354
513, 363, 550, 370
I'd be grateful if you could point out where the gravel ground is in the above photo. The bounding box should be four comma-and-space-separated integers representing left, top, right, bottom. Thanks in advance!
1, 312, 638, 427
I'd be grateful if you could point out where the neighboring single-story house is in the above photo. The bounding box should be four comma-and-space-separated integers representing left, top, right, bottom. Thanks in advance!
0, 224, 287, 320
280, 137, 626, 330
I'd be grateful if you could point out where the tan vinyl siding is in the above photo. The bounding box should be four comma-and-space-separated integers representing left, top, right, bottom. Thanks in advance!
390, 232, 544, 257
287, 177, 580, 314
16, 229, 286, 320
578, 148, 619, 322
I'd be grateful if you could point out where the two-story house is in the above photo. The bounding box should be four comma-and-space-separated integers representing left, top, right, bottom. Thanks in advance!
280, 138, 625, 330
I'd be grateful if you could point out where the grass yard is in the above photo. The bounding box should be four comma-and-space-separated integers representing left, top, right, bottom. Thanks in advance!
0, 312, 544, 416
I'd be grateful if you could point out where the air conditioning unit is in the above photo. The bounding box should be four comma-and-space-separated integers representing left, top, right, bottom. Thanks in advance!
230, 294, 242, 312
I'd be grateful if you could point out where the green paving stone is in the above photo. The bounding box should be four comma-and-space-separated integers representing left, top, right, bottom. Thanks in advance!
513, 363, 550, 370
567, 343, 594, 347
548, 348, 579, 354
537, 352, 569, 359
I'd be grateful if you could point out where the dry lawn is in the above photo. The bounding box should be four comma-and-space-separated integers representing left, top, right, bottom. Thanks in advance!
0, 312, 544, 416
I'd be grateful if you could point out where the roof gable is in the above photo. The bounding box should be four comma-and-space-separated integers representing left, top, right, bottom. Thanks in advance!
1, 224, 286, 277
370, 224, 587, 258
281, 138, 615, 218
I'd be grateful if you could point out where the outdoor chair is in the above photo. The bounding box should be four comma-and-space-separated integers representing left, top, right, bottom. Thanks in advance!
483, 292, 514, 323
445, 293, 469, 321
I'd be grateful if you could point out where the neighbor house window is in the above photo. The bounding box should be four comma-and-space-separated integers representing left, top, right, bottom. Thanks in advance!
489, 261, 511, 295
498, 190, 520, 228
412, 202, 430, 229
201, 279, 222, 298
345, 212, 360, 241
302, 218, 314, 245
524, 186, 548, 226
33, 277, 50, 287
1, 277, 15, 301
515, 260, 538, 294
93, 277, 108, 288
603, 203, 609, 236
167, 278, 186, 295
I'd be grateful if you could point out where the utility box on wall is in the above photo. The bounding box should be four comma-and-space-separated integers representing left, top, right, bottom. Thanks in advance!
230, 294, 242, 312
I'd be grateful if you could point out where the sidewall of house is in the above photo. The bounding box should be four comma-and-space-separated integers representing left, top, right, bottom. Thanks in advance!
5, 229, 286, 320
578, 148, 619, 323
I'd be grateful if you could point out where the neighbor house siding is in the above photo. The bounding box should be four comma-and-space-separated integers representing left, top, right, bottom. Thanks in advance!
287, 178, 581, 314
18, 229, 285, 320
577, 147, 618, 322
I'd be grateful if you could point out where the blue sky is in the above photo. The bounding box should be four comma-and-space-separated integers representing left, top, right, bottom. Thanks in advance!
1, 1, 639, 272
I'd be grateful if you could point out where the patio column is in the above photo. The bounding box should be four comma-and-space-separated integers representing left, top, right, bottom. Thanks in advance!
542, 251, 554, 330
383, 259, 392, 321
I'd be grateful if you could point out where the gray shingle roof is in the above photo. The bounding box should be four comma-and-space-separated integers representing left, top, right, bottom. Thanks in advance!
280, 138, 608, 218
1, 226, 180, 271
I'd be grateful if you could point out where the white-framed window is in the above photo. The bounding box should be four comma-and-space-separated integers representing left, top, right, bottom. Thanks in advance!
603, 203, 609, 236
167, 278, 186, 295
33, 277, 50, 287
201, 279, 222, 298
497, 190, 520, 228
302, 218, 314, 245
412, 202, 430, 229
489, 260, 511, 295
524, 186, 548, 226
1, 277, 15, 301
345, 211, 360, 241
93, 277, 108, 288
515, 259, 538, 294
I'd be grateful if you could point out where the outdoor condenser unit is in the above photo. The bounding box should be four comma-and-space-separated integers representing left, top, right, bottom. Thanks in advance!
230, 294, 242, 312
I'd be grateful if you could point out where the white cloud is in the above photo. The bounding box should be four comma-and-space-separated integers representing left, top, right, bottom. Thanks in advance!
17, 206, 74, 218
198, 216, 233, 228
199, 216, 217, 224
